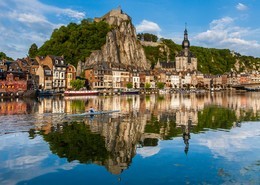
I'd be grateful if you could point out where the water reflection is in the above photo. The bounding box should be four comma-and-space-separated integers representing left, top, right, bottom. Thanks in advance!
0, 92, 260, 184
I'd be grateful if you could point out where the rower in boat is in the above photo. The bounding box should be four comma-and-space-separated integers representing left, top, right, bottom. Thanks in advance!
67, 109, 119, 117
89, 106, 95, 113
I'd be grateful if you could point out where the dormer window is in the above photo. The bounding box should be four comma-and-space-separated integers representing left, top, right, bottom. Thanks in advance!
45, 70, 51, 75
61, 60, 64, 65
55, 60, 58, 64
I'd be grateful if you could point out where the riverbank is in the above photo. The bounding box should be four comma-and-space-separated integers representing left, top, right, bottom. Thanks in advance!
0, 87, 248, 98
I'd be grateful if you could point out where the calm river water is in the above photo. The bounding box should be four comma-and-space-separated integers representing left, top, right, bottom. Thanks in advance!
0, 92, 259, 185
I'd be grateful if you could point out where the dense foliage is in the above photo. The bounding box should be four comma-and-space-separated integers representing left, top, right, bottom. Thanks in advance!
137, 33, 158, 42
0, 51, 13, 61
143, 46, 161, 68
37, 19, 111, 67
195, 106, 237, 132
126, 82, 133, 89
142, 37, 259, 74
43, 122, 110, 163
156, 82, 165, 89
190, 46, 236, 74
70, 79, 85, 90
145, 83, 151, 89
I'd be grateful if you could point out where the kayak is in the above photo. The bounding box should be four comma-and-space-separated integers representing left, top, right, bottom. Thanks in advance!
68, 110, 120, 116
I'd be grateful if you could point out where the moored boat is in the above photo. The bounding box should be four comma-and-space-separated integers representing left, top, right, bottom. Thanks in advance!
121, 89, 139, 95
64, 90, 99, 96
37, 90, 58, 97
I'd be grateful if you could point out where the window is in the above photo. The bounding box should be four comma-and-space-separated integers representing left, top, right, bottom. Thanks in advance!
46, 70, 51, 75
55, 60, 58, 64
55, 72, 59, 78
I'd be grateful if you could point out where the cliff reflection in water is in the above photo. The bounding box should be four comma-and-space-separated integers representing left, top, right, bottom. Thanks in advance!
34, 92, 260, 174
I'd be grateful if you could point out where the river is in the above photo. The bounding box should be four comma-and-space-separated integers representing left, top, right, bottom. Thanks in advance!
0, 92, 259, 185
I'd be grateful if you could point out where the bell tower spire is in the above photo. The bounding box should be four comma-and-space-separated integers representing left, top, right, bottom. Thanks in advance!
182, 23, 190, 49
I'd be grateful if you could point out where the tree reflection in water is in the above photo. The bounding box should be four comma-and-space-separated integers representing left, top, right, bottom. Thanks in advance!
35, 93, 260, 175
41, 105, 257, 173
42, 122, 110, 164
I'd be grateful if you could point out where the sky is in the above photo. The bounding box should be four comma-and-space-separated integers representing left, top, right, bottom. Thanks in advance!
0, 0, 260, 59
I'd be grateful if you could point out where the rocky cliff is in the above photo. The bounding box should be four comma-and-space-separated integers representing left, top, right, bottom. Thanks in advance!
82, 8, 149, 71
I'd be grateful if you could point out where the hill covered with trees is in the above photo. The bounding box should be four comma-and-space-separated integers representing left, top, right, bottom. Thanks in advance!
29, 12, 259, 75
141, 35, 260, 74
34, 19, 111, 67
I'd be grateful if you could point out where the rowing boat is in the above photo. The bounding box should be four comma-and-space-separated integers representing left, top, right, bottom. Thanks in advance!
68, 110, 120, 117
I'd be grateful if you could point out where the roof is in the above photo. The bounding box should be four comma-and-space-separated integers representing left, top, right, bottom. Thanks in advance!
48, 55, 66, 67
29, 58, 39, 65
158, 61, 175, 69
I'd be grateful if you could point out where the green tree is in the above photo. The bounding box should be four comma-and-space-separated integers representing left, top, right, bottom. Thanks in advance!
126, 82, 133, 89
145, 83, 151, 89
37, 20, 111, 67
28, 43, 38, 58
0, 51, 13, 60
156, 82, 165, 89
70, 79, 85, 90
137, 33, 158, 42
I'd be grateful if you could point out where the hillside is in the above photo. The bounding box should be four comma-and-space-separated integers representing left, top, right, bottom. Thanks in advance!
34, 9, 259, 75
142, 38, 260, 74
37, 19, 111, 67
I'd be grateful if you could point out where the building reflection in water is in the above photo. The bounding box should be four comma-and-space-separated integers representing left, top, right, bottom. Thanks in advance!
10, 92, 259, 174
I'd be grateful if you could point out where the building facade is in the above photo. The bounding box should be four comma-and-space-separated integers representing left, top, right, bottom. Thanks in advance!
175, 28, 197, 72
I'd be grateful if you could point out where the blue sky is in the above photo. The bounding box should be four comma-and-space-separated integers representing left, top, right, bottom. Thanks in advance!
0, 0, 260, 59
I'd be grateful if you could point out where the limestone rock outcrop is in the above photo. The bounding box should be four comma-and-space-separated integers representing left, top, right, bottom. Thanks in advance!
83, 8, 149, 70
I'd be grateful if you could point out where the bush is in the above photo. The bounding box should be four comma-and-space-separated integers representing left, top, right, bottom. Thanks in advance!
70, 79, 85, 90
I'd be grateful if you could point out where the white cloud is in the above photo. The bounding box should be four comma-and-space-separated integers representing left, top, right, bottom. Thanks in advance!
0, 0, 85, 59
195, 122, 260, 161
0, 133, 80, 185
10, 12, 49, 24
136, 20, 161, 34
194, 16, 260, 57
62, 9, 85, 20
137, 146, 161, 158
236, 3, 248, 11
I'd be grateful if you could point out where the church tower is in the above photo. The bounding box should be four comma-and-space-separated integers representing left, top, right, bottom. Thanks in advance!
182, 28, 190, 55
175, 27, 197, 72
